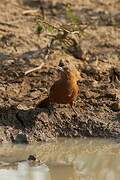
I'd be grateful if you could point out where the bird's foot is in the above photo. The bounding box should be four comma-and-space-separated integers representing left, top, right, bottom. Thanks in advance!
71, 106, 79, 117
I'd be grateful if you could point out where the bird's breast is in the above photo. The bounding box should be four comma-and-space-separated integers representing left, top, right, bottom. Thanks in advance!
49, 80, 78, 104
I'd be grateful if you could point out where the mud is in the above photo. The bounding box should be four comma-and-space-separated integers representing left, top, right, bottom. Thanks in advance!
0, 0, 120, 142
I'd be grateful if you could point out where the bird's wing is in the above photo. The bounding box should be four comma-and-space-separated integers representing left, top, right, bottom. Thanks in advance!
67, 87, 74, 97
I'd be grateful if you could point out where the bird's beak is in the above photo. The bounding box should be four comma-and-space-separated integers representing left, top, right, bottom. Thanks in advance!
57, 66, 64, 72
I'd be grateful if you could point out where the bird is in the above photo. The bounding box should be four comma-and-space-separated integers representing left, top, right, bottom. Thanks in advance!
37, 60, 79, 115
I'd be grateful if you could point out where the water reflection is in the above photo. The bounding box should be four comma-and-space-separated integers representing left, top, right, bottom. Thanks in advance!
0, 138, 120, 180
0, 162, 51, 180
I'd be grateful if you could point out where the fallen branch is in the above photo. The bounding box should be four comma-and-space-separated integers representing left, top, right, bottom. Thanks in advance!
22, 9, 39, 16
25, 62, 44, 75
0, 21, 18, 28
0, 28, 8, 32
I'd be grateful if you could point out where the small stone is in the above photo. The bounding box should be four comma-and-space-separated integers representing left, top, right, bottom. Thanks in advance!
0, 138, 3, 144
14, 132, 28, 144
110, 101, 120, 112
28, 155, 36, 161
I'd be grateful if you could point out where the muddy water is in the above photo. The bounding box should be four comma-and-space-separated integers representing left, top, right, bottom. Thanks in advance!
0, 138, 120, 180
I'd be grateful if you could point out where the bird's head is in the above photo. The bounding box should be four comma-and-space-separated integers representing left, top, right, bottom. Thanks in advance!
57, 65, 77, 81
58, 59, 80, 81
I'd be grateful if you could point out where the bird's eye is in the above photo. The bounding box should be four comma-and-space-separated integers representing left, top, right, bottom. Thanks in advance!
58, 60, 65, 67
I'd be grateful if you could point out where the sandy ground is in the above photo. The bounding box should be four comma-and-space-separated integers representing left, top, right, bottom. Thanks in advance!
0, 0, 120, 142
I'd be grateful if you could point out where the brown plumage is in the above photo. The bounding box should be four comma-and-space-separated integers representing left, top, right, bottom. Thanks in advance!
37, 61, 79, 114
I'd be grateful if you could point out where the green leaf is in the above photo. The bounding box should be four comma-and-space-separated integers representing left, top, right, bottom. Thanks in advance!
47, 25, 54, 33
36, 24, 43, 34
66, 3, 79, 24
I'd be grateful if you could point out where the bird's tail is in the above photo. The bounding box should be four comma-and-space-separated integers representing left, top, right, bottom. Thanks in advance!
36, 97, 50, 108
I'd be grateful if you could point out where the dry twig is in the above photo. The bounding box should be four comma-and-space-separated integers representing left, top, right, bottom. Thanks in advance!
25, 62, 44, 75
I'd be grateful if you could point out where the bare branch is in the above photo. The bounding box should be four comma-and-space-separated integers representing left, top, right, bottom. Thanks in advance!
25, 62, 44, 75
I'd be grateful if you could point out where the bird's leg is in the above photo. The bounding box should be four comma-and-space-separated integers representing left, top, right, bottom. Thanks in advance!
70, 102, 78, 116
71, 106, 78, 116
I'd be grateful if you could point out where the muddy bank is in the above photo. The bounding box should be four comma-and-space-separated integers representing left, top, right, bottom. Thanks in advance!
0, 0, 120, 142
0, 102, 120, 143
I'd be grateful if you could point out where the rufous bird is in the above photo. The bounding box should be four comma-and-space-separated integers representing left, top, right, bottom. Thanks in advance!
37, 60, 80, 115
